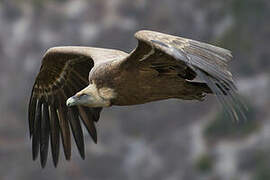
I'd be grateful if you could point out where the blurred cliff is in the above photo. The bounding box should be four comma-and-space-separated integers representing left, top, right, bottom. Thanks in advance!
0, 0, 269, 179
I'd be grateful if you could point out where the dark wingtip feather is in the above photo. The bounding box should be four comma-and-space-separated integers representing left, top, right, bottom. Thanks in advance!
57, 104, 71, 160
49, 105, 60, 167
78, 106, 98, 144
92, 108, 102, 122
68, 107, 85, 159
32, 99, 41, 161
40, 103, 50, 168
28, 94, 37, 138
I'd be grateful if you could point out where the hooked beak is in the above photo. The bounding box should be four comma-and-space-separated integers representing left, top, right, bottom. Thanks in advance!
66, 96, 79, 107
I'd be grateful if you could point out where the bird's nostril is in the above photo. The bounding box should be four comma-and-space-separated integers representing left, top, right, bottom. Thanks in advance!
78, 94, 87, 99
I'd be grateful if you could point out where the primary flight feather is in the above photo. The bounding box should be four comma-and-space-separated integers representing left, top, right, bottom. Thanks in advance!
28, 30, 246, 167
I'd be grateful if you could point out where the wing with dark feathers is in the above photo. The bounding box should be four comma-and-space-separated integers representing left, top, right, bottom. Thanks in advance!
123, 30, 247, 122
28, 47, 104, 168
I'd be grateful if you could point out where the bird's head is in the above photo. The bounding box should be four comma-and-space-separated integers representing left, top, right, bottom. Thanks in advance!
66, 84, 111, 107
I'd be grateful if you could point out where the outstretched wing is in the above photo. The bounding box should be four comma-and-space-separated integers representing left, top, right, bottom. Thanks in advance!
122, 30, 247, 122
28, 47, 110, 167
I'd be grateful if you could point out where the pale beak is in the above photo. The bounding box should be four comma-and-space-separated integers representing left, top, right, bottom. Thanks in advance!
66, 96, 79, 107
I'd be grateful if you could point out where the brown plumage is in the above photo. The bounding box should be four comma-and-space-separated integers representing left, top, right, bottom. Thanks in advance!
28, 30, 246, 167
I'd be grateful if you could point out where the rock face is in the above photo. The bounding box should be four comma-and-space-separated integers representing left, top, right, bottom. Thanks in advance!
0, 0, 269, 179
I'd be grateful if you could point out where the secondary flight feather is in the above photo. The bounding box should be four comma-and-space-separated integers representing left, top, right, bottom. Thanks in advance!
28, 30, 247, 167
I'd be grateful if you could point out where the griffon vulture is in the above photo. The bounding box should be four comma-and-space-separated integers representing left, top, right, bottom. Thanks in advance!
28, 30, 246, 167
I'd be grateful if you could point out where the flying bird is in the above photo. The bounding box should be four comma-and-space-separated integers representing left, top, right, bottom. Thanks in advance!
28, 30, 246, 167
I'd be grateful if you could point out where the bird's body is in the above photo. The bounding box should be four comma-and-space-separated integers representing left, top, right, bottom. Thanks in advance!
28, 30, 246, 167
109, 63, 209, 105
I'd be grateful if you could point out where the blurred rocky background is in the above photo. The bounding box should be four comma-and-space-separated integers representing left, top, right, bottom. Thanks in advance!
0, 0, 269, 179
